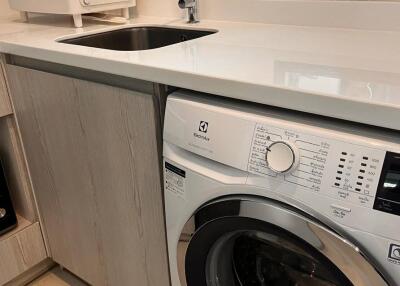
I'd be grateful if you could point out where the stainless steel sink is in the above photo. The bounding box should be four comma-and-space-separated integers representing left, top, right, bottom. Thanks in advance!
60, 26, 217, 51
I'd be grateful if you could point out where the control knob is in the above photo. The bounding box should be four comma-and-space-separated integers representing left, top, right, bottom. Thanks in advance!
266, 141, 299, 174
0, 208, 6, 219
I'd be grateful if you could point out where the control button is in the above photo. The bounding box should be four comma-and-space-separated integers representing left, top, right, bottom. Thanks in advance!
337, 171, 343, 174
341, 152, 348, 156
355, 188, 361, 192
357, 182, 362, 186
363, 156, 369, 160
338, 164, 344, 168
360, 169, 366, 173
361, 163, 367, 167
334, 183, 340, 187
265, 141, 299, 174
336, 177, 342, 180
340, 158, 346, 162
358, 176, 364, 179
0, 208, 6, 219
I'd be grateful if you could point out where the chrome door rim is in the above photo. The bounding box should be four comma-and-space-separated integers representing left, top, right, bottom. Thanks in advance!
177, 196, 388, 286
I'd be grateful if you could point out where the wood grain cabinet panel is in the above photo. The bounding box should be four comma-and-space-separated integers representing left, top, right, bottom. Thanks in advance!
0, 57, 12, 118
6, 65, 170, 286
0, 222, 47, 285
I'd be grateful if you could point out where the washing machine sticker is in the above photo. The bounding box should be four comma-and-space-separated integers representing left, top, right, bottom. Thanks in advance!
388, 243, 400, 266
165, 162, 186, 200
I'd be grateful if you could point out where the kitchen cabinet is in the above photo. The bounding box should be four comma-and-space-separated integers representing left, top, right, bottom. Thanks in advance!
0, 55, 49, 285
5, 63, 170, 286
0, 122, 49, 285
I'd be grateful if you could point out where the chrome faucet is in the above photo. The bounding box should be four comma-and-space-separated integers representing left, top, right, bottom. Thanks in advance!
178, 0, 199, 23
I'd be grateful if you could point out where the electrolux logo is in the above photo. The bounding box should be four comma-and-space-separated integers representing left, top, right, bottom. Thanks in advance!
388, 244, 400, 265
193, 121, 210, 142
199, 121, 209, 133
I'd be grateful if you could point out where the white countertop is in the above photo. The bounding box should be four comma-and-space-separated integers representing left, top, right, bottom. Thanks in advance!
0, 15, 399, 130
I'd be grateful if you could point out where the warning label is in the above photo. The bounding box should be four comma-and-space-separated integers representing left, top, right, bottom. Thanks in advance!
165, 162, 186, 200
388, 243, 400, 266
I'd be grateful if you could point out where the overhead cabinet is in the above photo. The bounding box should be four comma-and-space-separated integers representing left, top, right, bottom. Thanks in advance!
5, 62, 170, 286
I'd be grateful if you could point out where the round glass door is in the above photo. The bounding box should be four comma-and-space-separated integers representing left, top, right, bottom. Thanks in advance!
186, 217, 351, 286
179, 198, 387, 286
230, 232, 338, 286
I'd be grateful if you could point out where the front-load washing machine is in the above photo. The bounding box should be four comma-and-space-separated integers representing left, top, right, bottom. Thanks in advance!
163, 90, 400, 286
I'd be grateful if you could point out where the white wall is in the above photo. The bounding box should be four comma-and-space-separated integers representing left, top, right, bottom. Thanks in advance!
136, 0, 400, 31
137, 0, 181, 18
0, 0, 17, 20
1, 0, 400, 30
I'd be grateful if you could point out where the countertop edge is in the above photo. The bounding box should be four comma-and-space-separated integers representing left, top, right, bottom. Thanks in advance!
0, 38, 398, 132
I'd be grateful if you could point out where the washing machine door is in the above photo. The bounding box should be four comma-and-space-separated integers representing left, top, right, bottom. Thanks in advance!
178, 197, 388, 286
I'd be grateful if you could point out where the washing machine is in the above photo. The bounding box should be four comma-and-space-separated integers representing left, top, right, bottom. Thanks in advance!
163, 90, 400, 286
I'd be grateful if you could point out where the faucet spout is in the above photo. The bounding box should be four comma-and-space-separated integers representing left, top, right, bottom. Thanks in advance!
178, 0, 199, 23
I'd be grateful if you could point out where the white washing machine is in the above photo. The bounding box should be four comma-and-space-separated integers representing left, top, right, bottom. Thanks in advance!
163, 90, 400, 286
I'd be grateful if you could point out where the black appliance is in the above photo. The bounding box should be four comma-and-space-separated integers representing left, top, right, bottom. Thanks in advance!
374, 152, 400, 216
0, 160, 17, 235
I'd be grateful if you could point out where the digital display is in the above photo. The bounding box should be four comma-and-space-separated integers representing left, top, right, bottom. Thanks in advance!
383, 172, 400, 191
374, 153, 400, 216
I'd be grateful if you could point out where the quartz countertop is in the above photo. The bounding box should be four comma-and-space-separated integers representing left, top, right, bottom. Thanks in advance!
1, 15, 399, 130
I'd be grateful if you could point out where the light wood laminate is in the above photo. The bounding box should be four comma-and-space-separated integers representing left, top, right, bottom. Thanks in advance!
0, 117, 37, 222
0, 222, 47, 285
5, 259, 55, 286
0, 56, 12, 118
29, 266, 87, 286
6, 65, 169, 286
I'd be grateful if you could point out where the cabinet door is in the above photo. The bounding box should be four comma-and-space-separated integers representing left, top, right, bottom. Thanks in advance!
0, 57, 12, 118
6, 65, 169, 286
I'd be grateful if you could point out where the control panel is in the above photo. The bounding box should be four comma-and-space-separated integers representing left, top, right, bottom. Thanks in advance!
248, 123, 387, 209
164, 92, 400, 217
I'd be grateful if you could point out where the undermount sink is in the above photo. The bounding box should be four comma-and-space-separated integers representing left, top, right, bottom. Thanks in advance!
60, 26, 217, 51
